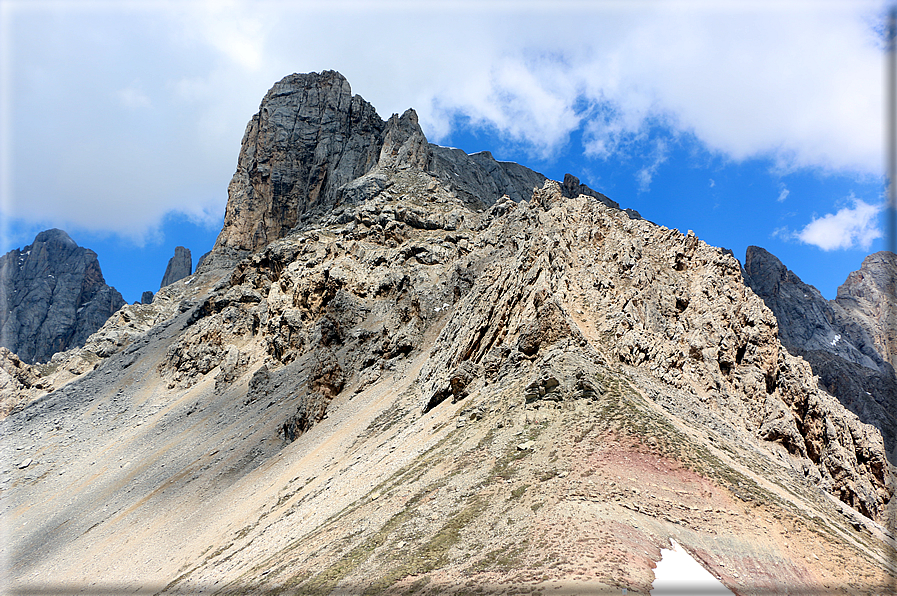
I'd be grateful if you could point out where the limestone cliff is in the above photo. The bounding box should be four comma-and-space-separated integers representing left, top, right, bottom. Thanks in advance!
210, 71, 613, 257
834, 251, 897, 371
0, 229, 125, 364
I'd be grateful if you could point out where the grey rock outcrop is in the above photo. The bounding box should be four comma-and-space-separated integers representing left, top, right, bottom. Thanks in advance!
833, 251, 897, 371
743, 246, 884, 371
0, 229, 125, 364
213, 71, 386, 253
212, 70, 613, 256
744, 245, 897, 459
0, 347, 49, 417
5, 72, 895, 593
141, 291, 154, 304
160, 246, 192, 288
161, 171, 892, 522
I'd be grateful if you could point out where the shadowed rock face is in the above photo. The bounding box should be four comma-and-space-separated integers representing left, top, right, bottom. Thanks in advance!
160, 246, 192, 288
0, 229, 125, 364
743, 246, 885, 372
834, 251, 897, 372
744, 245, 897, 460
213, 71, 387, 254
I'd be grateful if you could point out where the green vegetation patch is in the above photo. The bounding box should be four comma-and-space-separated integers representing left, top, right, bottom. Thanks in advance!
471, 540, 529, 573
361, 497, 488, 594
510, 484, 529, 500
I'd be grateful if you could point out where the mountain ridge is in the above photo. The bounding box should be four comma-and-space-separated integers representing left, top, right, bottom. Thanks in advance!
3, 71, 895, 594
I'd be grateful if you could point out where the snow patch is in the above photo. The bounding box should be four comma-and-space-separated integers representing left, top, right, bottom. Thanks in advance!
831, 333, 841, 347
651, 539, 733, 595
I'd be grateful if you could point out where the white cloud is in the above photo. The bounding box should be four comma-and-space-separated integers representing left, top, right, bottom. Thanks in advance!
795, 198, 883, 250
709, 179, 715, 188
636, 138, 669, 192
3, 0, 890, 242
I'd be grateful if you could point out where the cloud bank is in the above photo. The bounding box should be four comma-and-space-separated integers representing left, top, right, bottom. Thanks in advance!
795, 198, 883, 251
2, 0, 888, 244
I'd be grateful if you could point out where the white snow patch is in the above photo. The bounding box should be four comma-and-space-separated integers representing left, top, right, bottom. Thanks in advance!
184, 278, 192, 285
651, 539, 733, 595
831, 333, 841, 347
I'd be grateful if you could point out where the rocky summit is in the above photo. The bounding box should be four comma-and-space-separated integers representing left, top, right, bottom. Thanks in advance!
0, 229, 125, 365
3, 72, 896, 594
745, 246, 897, 464
160, 246, 193, 288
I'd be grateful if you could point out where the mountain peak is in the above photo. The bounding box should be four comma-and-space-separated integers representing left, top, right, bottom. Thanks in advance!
0, 229, 124, 363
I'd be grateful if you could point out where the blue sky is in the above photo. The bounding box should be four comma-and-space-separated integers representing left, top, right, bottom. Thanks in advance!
0, 0, 891, 303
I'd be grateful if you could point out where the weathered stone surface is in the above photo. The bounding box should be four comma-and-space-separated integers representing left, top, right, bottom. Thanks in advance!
160, 246, 192, 288
160, 170, 897, 522
4, 72, 895, 594
743, 246, 884, 372
0, 229, 125, 364
141, 291, 154, 304
213, 71, 386, 253
211, 70, 610, 257
0, 347, 49, 417
744, 245, 897, 462
833, 251, 897, 371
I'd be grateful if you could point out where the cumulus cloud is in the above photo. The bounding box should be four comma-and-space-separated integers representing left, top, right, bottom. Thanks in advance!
795, 198, 883, 251
2, 0, 889, 242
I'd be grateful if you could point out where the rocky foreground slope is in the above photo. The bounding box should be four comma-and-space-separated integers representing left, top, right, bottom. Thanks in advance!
2, 71, 895, 594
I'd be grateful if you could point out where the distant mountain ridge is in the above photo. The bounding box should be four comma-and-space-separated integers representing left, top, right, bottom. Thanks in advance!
0, 229, 125, 364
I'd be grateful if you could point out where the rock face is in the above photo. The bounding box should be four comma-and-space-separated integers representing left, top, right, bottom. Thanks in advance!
213, 71, 386, 254
0, 347, 49, 417
0, 229, 125, 364
212, 71, 613, 256
160, 246, 192, 288
834, 251, 897, 371
4, 73, 896, 594
744, 245, 897, 460
744, 246, 885, 372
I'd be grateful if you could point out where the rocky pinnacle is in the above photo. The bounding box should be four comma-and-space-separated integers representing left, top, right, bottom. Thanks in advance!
0, 229, 125, 364
160, 246, 192, 288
